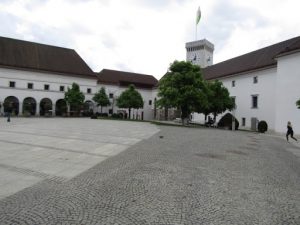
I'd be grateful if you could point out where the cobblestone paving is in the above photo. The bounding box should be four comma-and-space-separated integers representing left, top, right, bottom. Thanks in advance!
0, 125, 300, 224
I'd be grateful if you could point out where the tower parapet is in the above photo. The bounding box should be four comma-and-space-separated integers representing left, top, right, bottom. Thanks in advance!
186, 39, 214, 68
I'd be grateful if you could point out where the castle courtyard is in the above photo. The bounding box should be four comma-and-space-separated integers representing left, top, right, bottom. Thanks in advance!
0, 118, 299, 224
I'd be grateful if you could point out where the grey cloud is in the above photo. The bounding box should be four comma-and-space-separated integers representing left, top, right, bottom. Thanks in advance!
0, 12, 22, 38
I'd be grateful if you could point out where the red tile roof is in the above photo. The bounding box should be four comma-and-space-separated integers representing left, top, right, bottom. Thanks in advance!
97, 69, 158, 89
203, 36, 300, 80
0, 36, 96, 79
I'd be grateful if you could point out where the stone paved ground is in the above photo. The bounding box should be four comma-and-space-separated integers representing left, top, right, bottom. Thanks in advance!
0, 118, 159, 199
0, 121, 300, 224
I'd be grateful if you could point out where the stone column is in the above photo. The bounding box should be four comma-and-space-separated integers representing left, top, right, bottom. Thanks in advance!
52, 103, 55, 116
0, 102, 3, 116
18, 101, 23, 116
36, 103, 40, 116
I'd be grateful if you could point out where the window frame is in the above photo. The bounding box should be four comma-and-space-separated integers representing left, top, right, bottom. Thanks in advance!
251, 95, 258, 109
242, 117, 246, 126
27, 83, 33, 89
9, 81, 15, 88
253, 76, 258, 84
232, 80, 235, 87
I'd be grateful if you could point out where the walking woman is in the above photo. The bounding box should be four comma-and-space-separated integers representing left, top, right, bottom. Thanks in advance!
286, 121, 297, 142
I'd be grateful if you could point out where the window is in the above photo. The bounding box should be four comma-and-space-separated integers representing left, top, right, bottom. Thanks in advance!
231, 96, 236, 109
60, 86, 65, 92
27, 83, 33, 89
232, 80, 235, 87
252, 95, 258, 108
9, 81, 15, 88
242, 118, 246, 126
149, 100, 152, 105
87, 88, 91, 94
44, 84, 49, 90
109, 93, 114, 98
253, 76, 258, 84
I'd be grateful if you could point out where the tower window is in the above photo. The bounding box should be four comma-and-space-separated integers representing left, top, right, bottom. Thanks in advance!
60, 86, 65, 92
44, 84, 50, 90
87, 88, 91, 94
232, 80, 235, 87
109, 93, 114, 98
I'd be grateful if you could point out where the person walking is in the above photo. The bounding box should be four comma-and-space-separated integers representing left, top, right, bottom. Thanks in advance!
6, 103, 13, 122
286, 121, 297, 142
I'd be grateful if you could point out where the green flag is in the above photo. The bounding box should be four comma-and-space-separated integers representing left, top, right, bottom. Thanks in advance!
196, 7, 201, 25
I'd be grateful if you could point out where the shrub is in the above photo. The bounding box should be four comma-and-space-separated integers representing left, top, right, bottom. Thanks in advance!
112, 113, 123, 119
257, 120, 268, 133
96, 113, 108, 117
90, 114, 97, 119
217, 113, 239, 130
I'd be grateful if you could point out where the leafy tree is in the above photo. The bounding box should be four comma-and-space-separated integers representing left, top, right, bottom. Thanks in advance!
157, 60, 208, 124
64, 82, 85, 115
296, 98, 300, 109
205, 80, 235, 121
116, 84, 144, 119
93, 87, 110, 113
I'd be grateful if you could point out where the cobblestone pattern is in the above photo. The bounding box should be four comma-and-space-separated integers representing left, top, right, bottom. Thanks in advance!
0, 126, 300, 224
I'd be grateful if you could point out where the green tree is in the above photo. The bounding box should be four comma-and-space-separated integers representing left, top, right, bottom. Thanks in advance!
93, 87, 110, 113
116, 84, 144, 119
205, 80, 235, 121
296, 98, 300, 109
64, 82, 85, 115
157, 60, 208, 124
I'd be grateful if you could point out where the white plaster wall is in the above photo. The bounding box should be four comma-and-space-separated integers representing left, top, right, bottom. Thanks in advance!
275, 52, 300, 135
96, 84, 155, 120
193, 68, 277, 131
0, 68, 97, 115
220, 68, 277, 131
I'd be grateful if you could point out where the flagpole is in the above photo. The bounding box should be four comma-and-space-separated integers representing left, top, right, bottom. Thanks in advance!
196, 7, 201, 41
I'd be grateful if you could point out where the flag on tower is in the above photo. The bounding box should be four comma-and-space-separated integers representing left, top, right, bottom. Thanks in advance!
196, 7, 201, 25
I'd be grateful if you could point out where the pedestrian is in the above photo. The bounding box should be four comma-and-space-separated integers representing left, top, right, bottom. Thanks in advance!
7, 103, 12, 122
286, 121, 297, 142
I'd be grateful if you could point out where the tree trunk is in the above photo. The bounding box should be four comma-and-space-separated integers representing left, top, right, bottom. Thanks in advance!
129, 108, 131, 119
164, 106, 168, 120
181, 106, 189, 125
213, 112, 217, 122
100, 106, 102, 113
205, 113, 208, 122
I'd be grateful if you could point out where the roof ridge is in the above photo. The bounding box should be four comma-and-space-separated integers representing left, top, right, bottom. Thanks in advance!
101, 68, 157, 78
0, 35, 75, 51
212, 36, 300, 67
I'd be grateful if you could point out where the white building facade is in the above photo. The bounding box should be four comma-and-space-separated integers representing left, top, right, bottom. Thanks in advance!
0, 36, 158, 120
1, 35, 299, 134
191, 37, 300, 135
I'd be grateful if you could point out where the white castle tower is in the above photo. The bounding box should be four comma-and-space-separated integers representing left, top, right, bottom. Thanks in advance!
186, 39, 214, 68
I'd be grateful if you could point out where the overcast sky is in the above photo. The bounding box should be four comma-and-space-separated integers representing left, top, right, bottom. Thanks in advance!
1, 0, 300, 79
